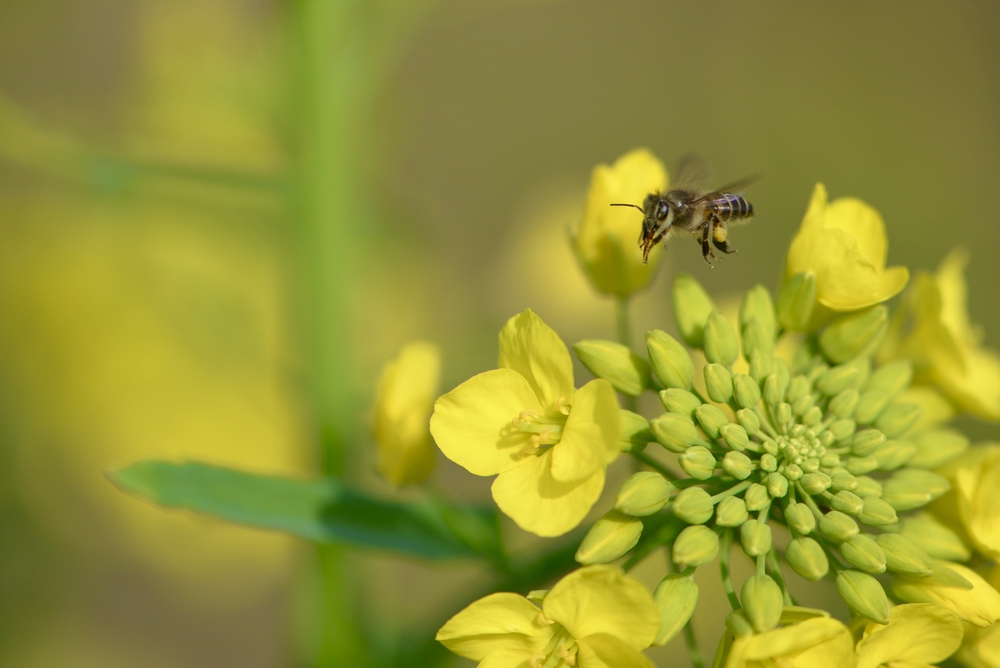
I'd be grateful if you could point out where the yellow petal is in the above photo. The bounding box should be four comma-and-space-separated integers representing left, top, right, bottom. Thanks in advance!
477, 648, 537, 668
491, 450, 605, 537
498, 309, 575, 413
957, 448, 1000, 560
856, 603, 963, 668
575, 633, 655, 668
725, 617, 855, 668
430, 368, 541, 477
933, 346, 1000, 421
543, 565, 659, 650
436, 592, 552, 660
936, 247, 980, 346
550, 379, 620, 482
823, 196, 888, 270
892, 562, 1000, 627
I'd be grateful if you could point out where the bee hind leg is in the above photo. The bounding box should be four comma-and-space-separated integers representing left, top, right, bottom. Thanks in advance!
712, 222, 737, 255
700, 225, 716, 267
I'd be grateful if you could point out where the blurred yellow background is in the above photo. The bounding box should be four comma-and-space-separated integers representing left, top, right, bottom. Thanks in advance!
1, 1, 999, 666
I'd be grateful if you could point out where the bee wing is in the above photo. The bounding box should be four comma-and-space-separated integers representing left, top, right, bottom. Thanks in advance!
690, 175, 758, 203
672, 153, 713, 190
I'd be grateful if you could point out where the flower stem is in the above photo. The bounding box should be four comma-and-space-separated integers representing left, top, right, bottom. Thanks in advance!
630, 451, 680, 481
616, 296, 639, 413
683, 619, 706, 668
719, 530, 741, 610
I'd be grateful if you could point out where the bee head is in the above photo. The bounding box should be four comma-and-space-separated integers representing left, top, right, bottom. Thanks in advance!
610, 195, 672, 264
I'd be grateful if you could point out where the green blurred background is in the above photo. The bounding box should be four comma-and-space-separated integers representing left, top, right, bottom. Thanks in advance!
1, 1, 999, 666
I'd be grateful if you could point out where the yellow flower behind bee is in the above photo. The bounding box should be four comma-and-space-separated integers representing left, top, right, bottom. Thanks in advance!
372, 340, 442, 486
430, 309, 620, 537
855, 603, 963, 668
951, 445, 1000, 561
572, 149, 668, 297
724, 616, 855, 668
437, 565, 660, 668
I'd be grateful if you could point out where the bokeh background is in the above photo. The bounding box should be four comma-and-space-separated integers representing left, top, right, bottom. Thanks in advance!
2, 1, 1000, 666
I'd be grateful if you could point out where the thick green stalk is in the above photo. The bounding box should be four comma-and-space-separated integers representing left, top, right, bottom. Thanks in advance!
616, 296, 639, 413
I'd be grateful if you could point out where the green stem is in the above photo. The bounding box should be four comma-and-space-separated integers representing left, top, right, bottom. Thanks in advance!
719, 530, 741, 610
630, 451, 681, 481
683, 619, 706, 668
710, 479, 753, 504
766, 550, 794, 606
616, 296, 638, 413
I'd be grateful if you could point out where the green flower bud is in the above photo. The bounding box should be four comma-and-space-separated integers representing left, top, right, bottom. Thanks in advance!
704, 311, 740, 367
762, 439, 780, 456
725, 609, 755, 638
792, 394, 816, 417
794, 339, 825, 375
819, 306, 889, 363
763, 373, 786, 407
776, 271, 816, 332
873, 439, 916, 471
740, 285, 776, 348
672, 525, 720, 568
760, 453, 777, 472
830, 490, 864, 515
819, 510, 859, 542
695, 404, 729, 439
749, 349, 774, 384
740, 519, 772, 556
573, 339, 651, 396
875, 403, 921, 438
800, 472, 831, 495
732, 374, 761, 409
820, 452, 840, 467
744, 483, 770, 511
673, 274, 716, 348
651, 413, 707, 453
786, 537, 828, 580
909, 429, 969, 469
825, 419, 854, 444
785, 463, 804, 482
851, 429, 886, 456
653, 575, 699, 645
801, 457, 820, 473
907, 562, 973, 590
858, 497, 897, 526
659, 388, 702, 417
721, 423, 749, 451
766, 472, 789, 498
875, 533, 933, 577
840, 534, 887, 574
865, 360, 913, 398
854, 390, 892, 425
816, 364, 861, 396
646, 330, 695, 389
715, 497, 749, 527
846, 456, 880, 475
891, 469, 950, 500
741, 318, 771, 361
575, 511, 643, 564
615, 471, 673, 516
722, 451, 753, 480
705, 363, 734, 403
802, 405, 823, 426
836, 570, 890, 624
899, 514, 971, 561
854, 476, 882, 498
829, 470, 858, 493
672, 487, 714, 525
775, 402, 793, 427
829, 388, 860, 419
741, 574, 784, 632
785, 503, 816, 535
881, 479, 932, 511
786, 376, 810, 403
619, 409, 654, 453
680, 446, 717, 480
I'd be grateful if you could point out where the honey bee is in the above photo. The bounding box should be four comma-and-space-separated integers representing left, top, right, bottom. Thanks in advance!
612, 167, 755, 267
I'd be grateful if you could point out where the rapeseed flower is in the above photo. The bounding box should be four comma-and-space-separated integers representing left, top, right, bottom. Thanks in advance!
855, 603, 963, 668
724, 615, 855, 668
892, 562, 1000, 627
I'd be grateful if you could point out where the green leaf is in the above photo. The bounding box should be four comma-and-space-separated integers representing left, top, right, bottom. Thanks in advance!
109, 460, 505, 563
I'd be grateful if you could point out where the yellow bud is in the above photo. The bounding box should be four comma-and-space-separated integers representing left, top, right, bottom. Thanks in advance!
819, 306, 889, 363
840, 534, 887, 574
705, 363, 734, 403
659, 388, 702, 417
646, 330, 694, 389
704, 311, 739, 366
653, 575, 699, 645
575, 510, 643, 564
673, 273, 715, 348
615, 471, 673, 516
672, 525, 720, 568
786, 537, 829, 581
573, 339, 650, 396
672, 487, 714, 525
836, 570, 890, 623
742, 574, 784, 632
619, 409, 654, 453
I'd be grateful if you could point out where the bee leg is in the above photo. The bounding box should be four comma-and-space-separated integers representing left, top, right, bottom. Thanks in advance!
700, 225, 715, 267
711, 221, 737, 255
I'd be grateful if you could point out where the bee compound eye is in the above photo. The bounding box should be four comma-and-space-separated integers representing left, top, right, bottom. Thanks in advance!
657, 203, 670, 221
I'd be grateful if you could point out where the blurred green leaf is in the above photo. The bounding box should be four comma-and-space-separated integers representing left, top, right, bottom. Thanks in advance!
109, 460, 505, 563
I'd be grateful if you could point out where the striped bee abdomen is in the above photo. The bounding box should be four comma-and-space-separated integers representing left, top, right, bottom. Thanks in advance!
709, 193, 754, 222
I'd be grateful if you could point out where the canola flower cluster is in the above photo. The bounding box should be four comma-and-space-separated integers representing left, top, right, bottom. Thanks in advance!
371, 149, 1000, 668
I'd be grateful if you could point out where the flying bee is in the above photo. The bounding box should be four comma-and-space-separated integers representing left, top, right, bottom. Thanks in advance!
612, 176, 755, 267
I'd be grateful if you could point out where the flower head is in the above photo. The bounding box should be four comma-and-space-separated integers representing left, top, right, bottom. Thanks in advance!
572, 149, 668, 297
437, 565, 660, 668
372, 341, 441, 486
855, 603, 963, 668
430, 309, 620, 536
724, 615, 855, 668
952, 445, 1000, 560
892, 561, 1000, 627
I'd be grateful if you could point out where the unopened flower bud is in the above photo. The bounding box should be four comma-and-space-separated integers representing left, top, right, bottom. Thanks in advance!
680, 446, 717, 480
891, 469, 949, 499
854, 476, 882, 498
695, 404, 729, 439
785, 503, 816, 535
740, 519, 772, 556
715, 497, 749, 527
745, 483, 770, 511
749, 349, 773, 384
740, 285, 776, 347
819, 510, 859, 542
836, 570, 890, 624
873, 439, 916, 471
909, 429, 969, 469
786, 537, 828, 580
819, 306, 888, 363
858, 497, 897, 526
725, 609, 755, 638
646, 330, 695, 390
801, 472, 831, 495
802, 406, 823, 426
876, 533, 933, 576
653, 575, 699, 645
762, 438, 779, 456
619, 409, 654, 453
741, 574, 784, 632
575, 511, 643, 564
733, 374, 761, 409
899, 514, 971, 561
721, 424, 749, 451
760, 453, 777, 472
573, 339, 651, 396
881, 479, 933, 511
846, 456, 879, 475
816, 364, 860, 396
854, 390, 892, 425
651, 413, 706, 453
829, 388, 860, 418
776, 271, 816, 332
840, 534, 886, 574
736, 409, 760, 437
831, 490, 864, 515
672, 487, 714, 525
673, 274, 716, 348
741, 318, 771, 361
672, 525, 720, 568
792, 394, 816, 417
763, 373, 787, 407
865, 360, 913, 397
704, 311, 739, 367
829, 470, 858, 492
786, 376, 809, 403
775, 402, 793, 427
705, 363, 734, 403
722, 451, 753, 480
852, 429, 885, 456
766, 472, 789, 498
875, 402, 921, 438
659, 388, 702, 417
615, 471, 673, 516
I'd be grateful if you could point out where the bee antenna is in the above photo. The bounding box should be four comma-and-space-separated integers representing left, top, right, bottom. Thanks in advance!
610, 203, 645, 213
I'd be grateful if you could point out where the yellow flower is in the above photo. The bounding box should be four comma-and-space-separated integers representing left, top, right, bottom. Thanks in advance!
880, 249, 1000, 421
724, 616, 855, 668
856, 603, 964, 668
572, 149, 668, 297
430, 309, 620, 537
437, 565, 660, 668
372, 340, 441, 486
953, 445, 1000, 560
783, 183, 908, 326
958, 620, 1000, 668
893, 562, 1000, 627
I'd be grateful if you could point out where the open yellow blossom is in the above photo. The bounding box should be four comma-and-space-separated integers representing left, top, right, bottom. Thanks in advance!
572, 149, 668, 297
880, 249, 1000, 421
952, 445, 1000, 560
856, 603, 963, 668
893, 562, 1000, 627
372, 341, 441, 486
724, 616, 855, 668
437, 565, 660, 668
958, 618, 1000, 668
784, 183, 908, 326
430, 310, 620, 537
